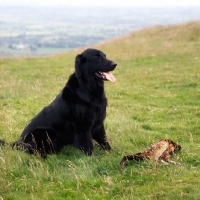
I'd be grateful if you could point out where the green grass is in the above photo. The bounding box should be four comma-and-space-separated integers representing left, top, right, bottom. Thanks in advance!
0, 21, 200, 199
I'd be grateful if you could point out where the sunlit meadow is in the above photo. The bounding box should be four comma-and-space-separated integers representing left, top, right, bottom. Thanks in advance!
0, 21, 200, 199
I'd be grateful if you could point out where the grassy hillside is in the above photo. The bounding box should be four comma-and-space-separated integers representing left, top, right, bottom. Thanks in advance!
0, 21, 200, 199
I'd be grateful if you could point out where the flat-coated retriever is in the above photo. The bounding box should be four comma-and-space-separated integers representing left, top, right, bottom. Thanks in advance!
11, 48, 117, 157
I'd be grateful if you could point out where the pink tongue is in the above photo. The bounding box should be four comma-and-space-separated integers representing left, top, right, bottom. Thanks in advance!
103, 72, 116, 82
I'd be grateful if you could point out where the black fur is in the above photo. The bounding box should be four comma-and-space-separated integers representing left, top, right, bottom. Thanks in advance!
0, 140, 5, 146
12, 48, 117, 157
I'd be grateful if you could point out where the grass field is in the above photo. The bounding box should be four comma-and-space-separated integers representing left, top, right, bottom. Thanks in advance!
0, 21, 200, 199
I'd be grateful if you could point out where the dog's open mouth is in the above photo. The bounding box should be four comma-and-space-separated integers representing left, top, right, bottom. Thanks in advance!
95, 71, 116, 82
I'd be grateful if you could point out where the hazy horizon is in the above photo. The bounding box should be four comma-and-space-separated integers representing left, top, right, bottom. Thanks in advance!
0, 5, 200, 57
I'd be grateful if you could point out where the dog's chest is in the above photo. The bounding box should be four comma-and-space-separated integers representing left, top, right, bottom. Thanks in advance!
91, 97, 106, 112
88, 95, 107, 121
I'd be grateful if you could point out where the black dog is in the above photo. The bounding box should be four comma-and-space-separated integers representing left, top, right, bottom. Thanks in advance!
12, 48, 117, 157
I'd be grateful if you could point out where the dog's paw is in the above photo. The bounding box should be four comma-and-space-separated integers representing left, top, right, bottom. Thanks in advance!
78, 146, 93, 156
74, 140, 93, 156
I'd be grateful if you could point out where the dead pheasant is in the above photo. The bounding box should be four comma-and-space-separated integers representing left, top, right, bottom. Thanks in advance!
120, 138, 181, 169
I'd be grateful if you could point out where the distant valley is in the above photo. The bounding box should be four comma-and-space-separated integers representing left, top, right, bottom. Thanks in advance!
0, 6, 200, 57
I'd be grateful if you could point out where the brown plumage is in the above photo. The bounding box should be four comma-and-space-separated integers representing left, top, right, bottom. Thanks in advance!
120, 138, 181, 169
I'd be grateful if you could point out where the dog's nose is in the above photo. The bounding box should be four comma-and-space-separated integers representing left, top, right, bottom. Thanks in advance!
111, 62, 117, 67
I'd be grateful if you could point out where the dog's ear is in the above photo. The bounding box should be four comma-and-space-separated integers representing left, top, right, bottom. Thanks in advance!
75, 54, 86, 85
75, 54, 86, 65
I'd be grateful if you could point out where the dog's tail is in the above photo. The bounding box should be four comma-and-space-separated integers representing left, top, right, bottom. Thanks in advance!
120, 152, 145, 169
0, 139, 5, 146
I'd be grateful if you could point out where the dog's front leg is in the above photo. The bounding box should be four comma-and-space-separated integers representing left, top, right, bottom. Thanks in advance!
93, 124, 111, 151
73, 125, 93, 156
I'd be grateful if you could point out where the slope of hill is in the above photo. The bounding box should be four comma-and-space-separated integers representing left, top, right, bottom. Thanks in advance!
0, 21, 200, 199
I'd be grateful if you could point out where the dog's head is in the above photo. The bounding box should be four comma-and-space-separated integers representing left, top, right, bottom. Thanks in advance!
75, 48, 117, 84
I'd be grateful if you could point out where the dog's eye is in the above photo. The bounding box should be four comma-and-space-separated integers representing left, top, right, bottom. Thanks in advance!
95, 55, 100, 59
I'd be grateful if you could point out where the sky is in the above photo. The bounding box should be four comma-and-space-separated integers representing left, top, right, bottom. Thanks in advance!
1, 0, 200, 7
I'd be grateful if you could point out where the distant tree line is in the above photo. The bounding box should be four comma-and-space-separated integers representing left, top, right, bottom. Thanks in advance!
0, 34, 104, 51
